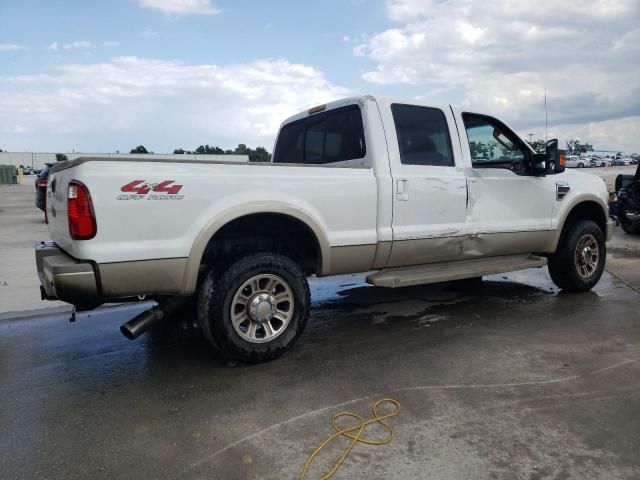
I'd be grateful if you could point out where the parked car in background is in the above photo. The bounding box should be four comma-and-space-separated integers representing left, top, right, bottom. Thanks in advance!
611, 158, 631, 166
589, 157, 608, 167
35, 163, 52, 212
565, 156, 590, 168
617, 164, 640, 234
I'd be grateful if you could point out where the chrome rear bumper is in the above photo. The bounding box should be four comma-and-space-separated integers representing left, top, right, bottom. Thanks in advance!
35, 241, 100, 307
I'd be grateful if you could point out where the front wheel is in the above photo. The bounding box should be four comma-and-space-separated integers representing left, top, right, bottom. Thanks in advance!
548, 220, 606, 292
197, 252, 311, 363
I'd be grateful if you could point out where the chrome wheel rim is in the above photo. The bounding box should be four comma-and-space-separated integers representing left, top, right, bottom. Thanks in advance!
575, 233, 599, 279
230, 274, 294, 344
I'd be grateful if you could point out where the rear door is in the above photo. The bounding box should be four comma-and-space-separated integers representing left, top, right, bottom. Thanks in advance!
378, 99, 468, 267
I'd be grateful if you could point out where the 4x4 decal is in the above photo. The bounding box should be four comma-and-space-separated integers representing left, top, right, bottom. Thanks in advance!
118, 180, 184, 200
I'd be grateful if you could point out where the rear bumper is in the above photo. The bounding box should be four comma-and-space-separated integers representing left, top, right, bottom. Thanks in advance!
35, 241, 101, 307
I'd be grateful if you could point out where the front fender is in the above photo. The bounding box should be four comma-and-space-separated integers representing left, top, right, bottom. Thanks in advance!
549, 193, 610, 252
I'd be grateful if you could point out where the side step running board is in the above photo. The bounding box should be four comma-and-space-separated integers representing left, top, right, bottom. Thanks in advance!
366, 254, 548, 288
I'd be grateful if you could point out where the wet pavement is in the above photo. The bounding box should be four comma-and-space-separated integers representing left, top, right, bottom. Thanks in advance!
1, 268, 639, 479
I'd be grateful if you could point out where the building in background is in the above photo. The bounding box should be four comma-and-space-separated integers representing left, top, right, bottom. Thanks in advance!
0, 152, 249, 170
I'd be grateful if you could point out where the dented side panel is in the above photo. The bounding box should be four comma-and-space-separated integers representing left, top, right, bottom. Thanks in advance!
375, 97, 470, 266
465, 170, 556, 234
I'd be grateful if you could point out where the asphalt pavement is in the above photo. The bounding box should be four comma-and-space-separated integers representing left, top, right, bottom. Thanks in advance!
1, 267, 639, 479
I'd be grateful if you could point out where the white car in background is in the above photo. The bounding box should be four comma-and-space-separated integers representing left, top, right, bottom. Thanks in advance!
588, 157, 608, 167
566, 156, 590, 168
612, 158, 633, 166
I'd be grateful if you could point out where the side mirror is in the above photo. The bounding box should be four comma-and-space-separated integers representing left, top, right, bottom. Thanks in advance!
531, 153, 547, 176
545, 139, 566, 174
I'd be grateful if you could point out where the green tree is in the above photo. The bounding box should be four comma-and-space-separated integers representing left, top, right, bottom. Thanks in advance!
565, 140, 594, 156
252, 146, 271, 162
173, 148, 185, 154
527, 139, 547, 153
469, 140, 498, 160
130, 145, 149, 154
194, 144, 225, 154
55, 153, 68, 162
234, 144, 250, 156
188, 143, 272, 161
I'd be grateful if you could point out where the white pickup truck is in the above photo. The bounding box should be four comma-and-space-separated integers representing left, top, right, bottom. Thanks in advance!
37, 95, 612, 363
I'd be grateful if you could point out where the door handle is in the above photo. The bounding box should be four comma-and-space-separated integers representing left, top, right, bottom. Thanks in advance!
396, 179, 408, 201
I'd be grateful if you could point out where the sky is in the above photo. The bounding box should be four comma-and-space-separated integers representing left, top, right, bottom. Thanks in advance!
0, 0, 638, 154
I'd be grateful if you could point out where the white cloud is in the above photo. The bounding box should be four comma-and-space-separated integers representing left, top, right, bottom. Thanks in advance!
63, 40, 94, 50
0, 43, 27, 52
539, 116, 640, 155
355, 0, 640, 150
51, 40, 116, 51
137, 0, 220, 16
138, 29, 159, 38
0, 57, 348, 151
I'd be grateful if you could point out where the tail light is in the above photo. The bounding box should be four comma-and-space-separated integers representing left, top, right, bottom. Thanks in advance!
43, 177, 48, 224
68, 180, 97, 240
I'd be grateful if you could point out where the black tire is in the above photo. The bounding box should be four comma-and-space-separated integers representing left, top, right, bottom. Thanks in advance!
197, 252, 310, 363
621, 220, 640, 235
548, 220, 606, 292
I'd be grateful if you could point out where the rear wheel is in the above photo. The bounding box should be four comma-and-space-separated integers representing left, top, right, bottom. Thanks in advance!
548, 220, 606, 292
197, 252, 310, 363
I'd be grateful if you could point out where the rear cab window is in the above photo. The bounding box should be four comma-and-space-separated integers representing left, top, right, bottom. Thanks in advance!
273, 105, 366, 166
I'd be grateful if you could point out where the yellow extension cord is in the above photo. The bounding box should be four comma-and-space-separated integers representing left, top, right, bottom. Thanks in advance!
300, 398, 401, 480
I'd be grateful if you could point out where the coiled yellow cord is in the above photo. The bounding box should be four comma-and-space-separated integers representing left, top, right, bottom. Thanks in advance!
300, 398, 401, 480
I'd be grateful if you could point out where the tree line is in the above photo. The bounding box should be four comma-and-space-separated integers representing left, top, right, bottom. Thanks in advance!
130, 144, 272, 162
526, 139, 595, 155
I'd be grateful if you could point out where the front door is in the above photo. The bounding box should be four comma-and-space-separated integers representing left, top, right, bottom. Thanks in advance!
455, 110, 556, 258
382, 101, 468, 267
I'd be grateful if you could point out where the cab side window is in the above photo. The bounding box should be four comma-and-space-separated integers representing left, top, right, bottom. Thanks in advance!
391, 104, 455, 167
462, 114, 527, 174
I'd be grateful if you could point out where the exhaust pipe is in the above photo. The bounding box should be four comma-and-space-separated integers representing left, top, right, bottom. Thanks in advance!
120, 298, 185, 340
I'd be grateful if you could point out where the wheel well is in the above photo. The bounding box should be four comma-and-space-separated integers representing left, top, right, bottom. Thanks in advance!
563, 201, 607, 236
200, 213, 321, 277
